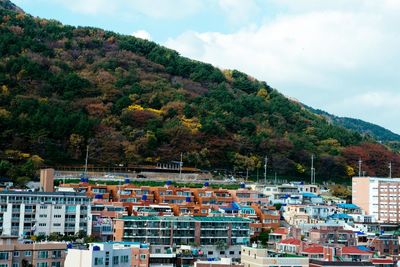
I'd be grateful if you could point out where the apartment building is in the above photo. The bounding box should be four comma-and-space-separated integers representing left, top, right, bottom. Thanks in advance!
352, 177, 400, 222
65, 242, 149, 267
113, 216, 250, 257
229, 189, 269, 207
0, 191, 91, 237
0, 236, 66, 267
308, 226, 356, 247
241, 245, 309, 267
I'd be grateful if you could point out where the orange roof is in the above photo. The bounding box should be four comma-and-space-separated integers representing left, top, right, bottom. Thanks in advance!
302, 246, 323, 254
279, 238, 301, 245
342, 247, 373, 255
271, 227, 289, 235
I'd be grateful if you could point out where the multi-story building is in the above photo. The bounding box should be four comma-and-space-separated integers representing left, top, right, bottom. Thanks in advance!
0, 191, 91, 237
308, 226, 356, 247
0, 236, 66, 267
65, 242, 149, 267
353, 177, 400, 222
114, 216, 250, 258
241, 245, 309, 267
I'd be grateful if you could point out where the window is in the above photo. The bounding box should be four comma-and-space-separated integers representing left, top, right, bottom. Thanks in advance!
120, 255, 129, 263
54, 206, 62, 209
0, 265, 8, 267
53, 215, 62, 218
40, 206, 47, 209
94, 257, 103, 265
208, 251, 213, 255
25, 251, 32, 256
51, 263, 60, 267
13, 263, 19, 267
13, 252, 19, 257
38, 251, 48, 259
36, 263, 48, 267
140, 254, 146, 260
113, 256, 119, 265
229, 251, 234, 255
52, 251, 61, 259
0, 252, 8, 260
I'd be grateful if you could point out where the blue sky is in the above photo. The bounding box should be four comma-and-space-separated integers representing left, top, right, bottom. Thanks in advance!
14, 0, 400, 134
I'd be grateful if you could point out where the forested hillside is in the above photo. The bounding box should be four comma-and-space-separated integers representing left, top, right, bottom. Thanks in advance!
1, 0, 399, 183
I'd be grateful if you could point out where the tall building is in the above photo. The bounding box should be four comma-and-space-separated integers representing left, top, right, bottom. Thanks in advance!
114, 216, 250, 258
0, 236, 66, 267
0, 191, 91, 237
40, 168, 55, 192
352, 177, 400, 222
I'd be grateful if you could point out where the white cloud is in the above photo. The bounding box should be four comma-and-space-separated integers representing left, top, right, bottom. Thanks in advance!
217, 0, 261, 24
132, 30, 151, 40
165, 2, 400, 133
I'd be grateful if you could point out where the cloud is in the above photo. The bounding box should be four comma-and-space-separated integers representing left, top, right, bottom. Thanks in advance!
217, 0, 261, 24
165, 2, 400, 133
132, 30, 151, 40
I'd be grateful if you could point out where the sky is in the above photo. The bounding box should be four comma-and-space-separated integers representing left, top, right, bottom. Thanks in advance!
13, 0, 400, 134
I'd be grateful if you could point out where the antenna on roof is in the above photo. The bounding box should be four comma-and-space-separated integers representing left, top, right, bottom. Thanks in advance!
179, 152, 183, 181
358, 158, 362, 177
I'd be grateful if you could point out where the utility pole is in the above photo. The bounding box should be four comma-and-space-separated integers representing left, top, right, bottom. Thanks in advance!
84, 145, 89, 177
179, 152, 183, 181
389, 162, 392, 179
311, 154, 315, 184
358, 158, 362, 177
264, 156, 268, 185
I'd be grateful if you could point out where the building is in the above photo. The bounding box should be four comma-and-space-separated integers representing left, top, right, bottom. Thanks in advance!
308, 226, 356, 247
40, 168, 55, 193
0, 236, 66, 267
352, 177, 400, 222
241, 245, 309, 267
194, 258, 243, 267
114, 216, 250, 258
65, 242, 150, 267
0, 191, 91, 237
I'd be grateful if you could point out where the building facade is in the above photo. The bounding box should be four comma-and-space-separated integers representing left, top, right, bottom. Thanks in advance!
353, 177, 400, 222
0, 191, 91, 237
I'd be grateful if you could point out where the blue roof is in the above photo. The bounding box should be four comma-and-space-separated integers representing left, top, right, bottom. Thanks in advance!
302, 192, 319, 198
329, 213, 353, 220
356, 246, 371, 252
337, 203, 360, 209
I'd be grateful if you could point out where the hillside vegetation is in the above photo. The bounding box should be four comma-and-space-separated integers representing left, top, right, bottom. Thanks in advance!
1, 1, 399, 183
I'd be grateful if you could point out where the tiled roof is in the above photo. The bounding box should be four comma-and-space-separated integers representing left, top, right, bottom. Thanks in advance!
302, 246, 323, 254
271, 227, 288, 235
342, 247, 373, 255
279, 238, 301, 245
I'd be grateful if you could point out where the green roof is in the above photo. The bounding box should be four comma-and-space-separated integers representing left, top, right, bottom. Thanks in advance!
119, 216, 251, 222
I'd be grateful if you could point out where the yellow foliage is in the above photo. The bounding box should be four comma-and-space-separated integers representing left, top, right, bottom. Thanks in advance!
181, 116, 201, 133
345, 165, 355, 177
0, 108, 11, 119
295, 163, 306, 174
1, 85, 9, 95
126, 104, 162, 114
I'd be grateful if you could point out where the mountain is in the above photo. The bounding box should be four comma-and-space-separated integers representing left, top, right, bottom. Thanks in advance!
307, 107, 400, 143
0, 1, 399, 182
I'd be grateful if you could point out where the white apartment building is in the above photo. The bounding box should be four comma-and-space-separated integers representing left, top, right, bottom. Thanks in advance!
65, 243, 132, 267
352, 176, 400, 223
0, 191, 91, 237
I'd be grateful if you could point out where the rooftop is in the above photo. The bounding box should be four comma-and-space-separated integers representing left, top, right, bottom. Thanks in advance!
118, 216, 251, 222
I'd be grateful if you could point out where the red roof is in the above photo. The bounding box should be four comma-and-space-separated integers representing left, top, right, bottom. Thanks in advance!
342, 247, 373, 255
271, 227, 288, 235
302, 246, 324, 254
279, 238, 301, 246
371, 259, 394, 264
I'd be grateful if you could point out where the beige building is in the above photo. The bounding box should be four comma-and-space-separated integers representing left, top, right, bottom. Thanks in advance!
40, 169, 55, 193
241, 246, 309, 267
352, 177, 400, 222
0, 236, 66, 267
